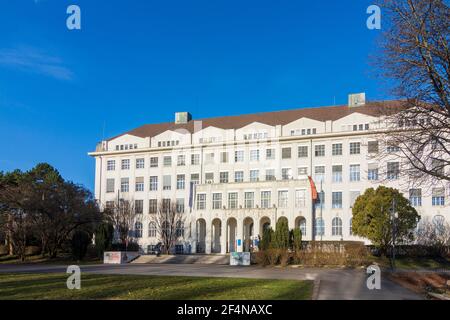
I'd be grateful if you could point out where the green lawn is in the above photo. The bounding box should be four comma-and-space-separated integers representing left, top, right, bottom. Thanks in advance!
0, 254, 102, 265
0, 273, 313, 300
371, 255, 450, 270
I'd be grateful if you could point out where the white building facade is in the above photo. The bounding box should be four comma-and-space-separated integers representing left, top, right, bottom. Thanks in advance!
89, 96, 449, 254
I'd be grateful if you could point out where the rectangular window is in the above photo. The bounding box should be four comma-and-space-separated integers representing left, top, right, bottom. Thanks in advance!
368, 141, 379, 153
332, 143, 342, 156
176, 198, 185, 213
265, 169, 276, 181
266, 149, 275, 160
107, 160, 115, 171
250, 149, 260, 161
298, 167, 308, 176
228, 192, 238, 209
121, 159, 130, 170
387, 162, 400, 180
234, 171, 244, 183
212, 193, 222, 209
278, 190, 289, 208
387, 145, 400, 153
409, 189, 422, 207
150, 157, 158, 168
205, 152, 215, 164
368, 163, 379, 181
163, 175, 171, 190
177, 155, 186, 166
282, 147, 291, 159
350, 191, 360, 208
176, 174, 185, 190
332, 192, 343, 209
163, 156, 172, 167
149, 176, 158, 191
191, 173, 200, 185
162, 199, 171, 212
135, 200, 143, 214
135, 177, 144, 192
196, 194, 206, 210
220, 172, 229, 183
205, 172, 214, 183
315, 191, 325, 210
432, 188, 445, 206
315, 145, 325, 157
250, 170, 259, 182
191, 154, 200, 165
350, 164, 361, 182
120, 178, 129, 192
136, 158, 145, 169
295, 189, 306, 208
220, 152, 228, 163
349, 142, 361, 155
261, 191, 271, 208
282, 168, 292, 180
235, 150, 244, 162
149, 199, 157, 214
298, 146, 308, 158
314, 166, 325, 183
106, 178, 115, 193
245, 192, 254, 208
332, 165, 342, 183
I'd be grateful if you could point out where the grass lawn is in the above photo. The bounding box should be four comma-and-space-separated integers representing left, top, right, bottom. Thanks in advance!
0, 254, 102, 265
370, 255, 450, 270
0, 273, 313, 300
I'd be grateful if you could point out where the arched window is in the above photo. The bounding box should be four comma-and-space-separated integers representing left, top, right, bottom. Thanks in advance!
298, 217, 306, 236
134, 222, 143, 238
148, 222, 157, 238
332, 217, 342, 236
349, 218, 353, 235
176, 221, 184, 238
315, 218, 325, 236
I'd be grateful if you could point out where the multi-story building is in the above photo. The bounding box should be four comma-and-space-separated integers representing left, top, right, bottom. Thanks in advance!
88, 94, 449, 254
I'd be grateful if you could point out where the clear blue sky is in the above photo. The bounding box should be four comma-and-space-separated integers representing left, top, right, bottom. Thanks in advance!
0, 0, 389, 191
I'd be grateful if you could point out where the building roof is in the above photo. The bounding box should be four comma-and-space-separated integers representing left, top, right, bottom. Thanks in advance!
108, 100, 405, 141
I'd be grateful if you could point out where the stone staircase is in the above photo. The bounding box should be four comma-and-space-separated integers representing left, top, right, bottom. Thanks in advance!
132, 254, 230, 265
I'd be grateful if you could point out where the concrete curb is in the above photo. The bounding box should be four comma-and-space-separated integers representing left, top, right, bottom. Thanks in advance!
312, 278, 321, 300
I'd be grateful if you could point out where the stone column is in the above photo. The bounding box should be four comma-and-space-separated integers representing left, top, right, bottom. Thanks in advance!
205, 219, 212, 254
191, 219, 197, 254
236, 218, 243, 253
220, 219, 227, 254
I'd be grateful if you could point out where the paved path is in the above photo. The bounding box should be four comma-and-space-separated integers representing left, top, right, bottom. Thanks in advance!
0, 264, 422, 300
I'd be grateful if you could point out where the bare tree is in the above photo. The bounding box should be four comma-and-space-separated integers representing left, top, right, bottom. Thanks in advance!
375, 0, 450, 187
415, 216, 450, 256
150, 200, 185, 255
104, 198, 137, 251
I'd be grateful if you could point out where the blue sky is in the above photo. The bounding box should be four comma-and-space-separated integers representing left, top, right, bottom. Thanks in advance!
0, 0, 389, 191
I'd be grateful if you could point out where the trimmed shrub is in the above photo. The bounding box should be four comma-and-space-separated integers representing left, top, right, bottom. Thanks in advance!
272, 218, 290, 249
94, 223, 114, 257
71, 230, 91, 261
266, 248, 282, 266
254, 251, 269, 266
259, 228, 273, 251
291, 228, 302, 252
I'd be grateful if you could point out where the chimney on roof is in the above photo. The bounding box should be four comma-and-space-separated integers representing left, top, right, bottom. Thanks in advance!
175, 112, 192, 124
348, 93, 366, 108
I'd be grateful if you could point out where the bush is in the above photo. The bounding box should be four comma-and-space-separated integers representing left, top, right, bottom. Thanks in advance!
259, 228, 273, 251
94, 223, 114, 257
25, 246, 41, 256
279, 250, 291, 267
254, 251, 269, 266
71, 230, 91, 261
266, 248, 282, 266
272, 218, 290, 249
110, 241, 140, 252
0, 245, 8, 256
291, 228, 302, 252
